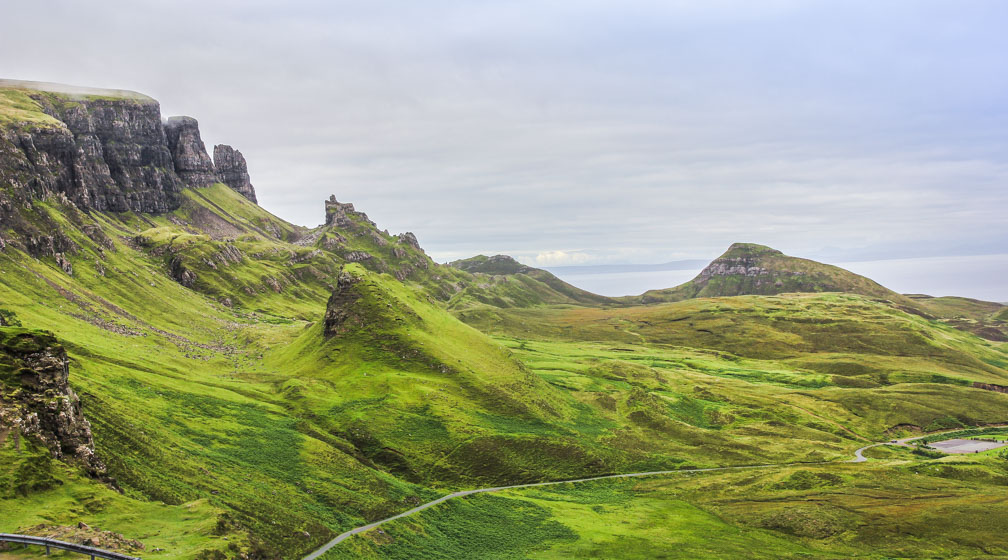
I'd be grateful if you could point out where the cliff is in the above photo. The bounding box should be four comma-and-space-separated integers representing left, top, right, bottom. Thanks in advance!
322, 268, 366, 338
0, 79, 258, 218
0, 84, 183, 213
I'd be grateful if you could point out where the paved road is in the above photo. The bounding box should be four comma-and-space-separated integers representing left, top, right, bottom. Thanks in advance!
851, 425, 1008, 462
304, 426, 1008, 559
851, 434, 924, 462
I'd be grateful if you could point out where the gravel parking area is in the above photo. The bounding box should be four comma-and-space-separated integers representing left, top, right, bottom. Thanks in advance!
929, 438, 1007, 453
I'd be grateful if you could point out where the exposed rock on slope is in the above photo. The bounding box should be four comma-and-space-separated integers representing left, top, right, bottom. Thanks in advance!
325, 196, 373, 228
323, 269, 365, 338
213, 144, 257, 203
14, 524, 144, 554
0, 328, 105, 476
164, 116, 218, 188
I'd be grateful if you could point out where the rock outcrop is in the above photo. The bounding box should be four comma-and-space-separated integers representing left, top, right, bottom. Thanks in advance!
213, 144, 257, 203
695, 245, 779, 281
0, 328, 105, 476
13, 524, 144, 554
325, 195, 376, 228
398, 232, 421, 250
973, 382, 1008, 394
323, 269, 365, 338
164, 116, 219, 187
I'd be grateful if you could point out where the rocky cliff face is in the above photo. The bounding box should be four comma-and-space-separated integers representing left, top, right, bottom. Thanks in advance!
164, 116, 218, 188
213, 144, 257, 203
0, 81, 259, 220
0, 328, 105, 477
0, 92, 183, 213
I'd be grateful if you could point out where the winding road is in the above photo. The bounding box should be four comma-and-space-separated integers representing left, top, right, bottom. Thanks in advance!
303, 428, 1003, 560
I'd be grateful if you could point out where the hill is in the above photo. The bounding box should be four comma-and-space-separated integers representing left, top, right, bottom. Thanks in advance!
448, 254, 615, 308
906, 294, 1008, 341
624, 242, 913, 306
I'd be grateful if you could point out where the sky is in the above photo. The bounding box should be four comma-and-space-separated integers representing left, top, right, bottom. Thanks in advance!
1, 1, 1006, 297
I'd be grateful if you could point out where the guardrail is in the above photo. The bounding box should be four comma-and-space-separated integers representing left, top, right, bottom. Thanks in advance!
0, 533, 141, 560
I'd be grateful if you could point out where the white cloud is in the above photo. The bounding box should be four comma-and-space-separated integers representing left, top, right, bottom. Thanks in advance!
530, 251, 594, 266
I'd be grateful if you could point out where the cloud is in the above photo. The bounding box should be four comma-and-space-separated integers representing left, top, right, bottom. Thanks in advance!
524, 251, 593, 267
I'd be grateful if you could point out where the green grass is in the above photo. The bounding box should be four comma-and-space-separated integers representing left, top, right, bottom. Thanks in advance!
0, 433, 227, 560
0, 89, 65, 128
329, 455, 1008, 559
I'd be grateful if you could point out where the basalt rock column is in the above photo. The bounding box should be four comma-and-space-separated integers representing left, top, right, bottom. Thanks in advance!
213, 144, 258, 203
164, 116, 219, 187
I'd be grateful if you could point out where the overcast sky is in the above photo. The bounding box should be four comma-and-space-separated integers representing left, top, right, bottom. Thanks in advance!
2, 1, 1006, 287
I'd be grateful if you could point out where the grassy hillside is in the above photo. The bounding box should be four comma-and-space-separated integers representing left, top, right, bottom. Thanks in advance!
458, 293, 1008, 438
447, 254, 616, 309
0, 187, 455, 559
907, 294, 1008, 341
2, 185, 1007, 558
